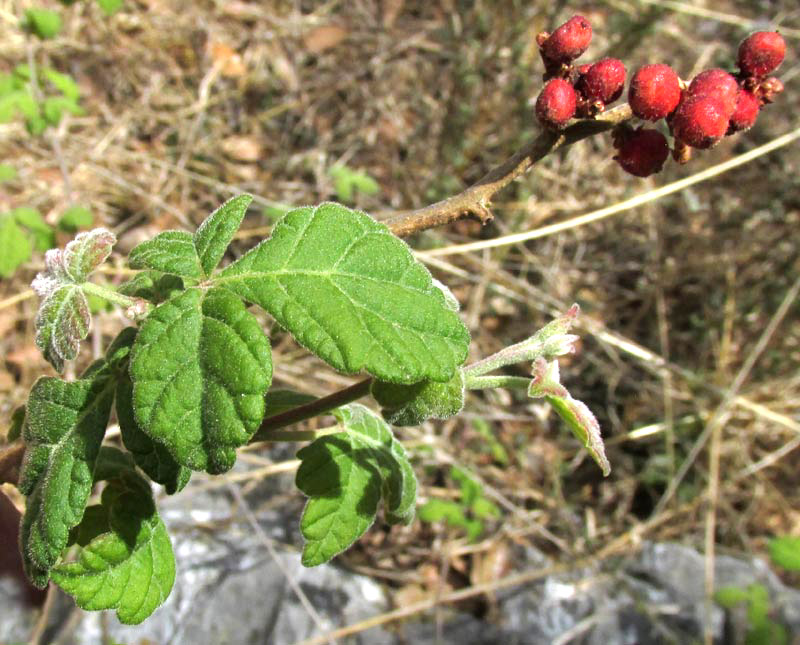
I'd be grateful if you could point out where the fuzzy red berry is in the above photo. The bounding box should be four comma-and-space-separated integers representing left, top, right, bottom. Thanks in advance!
671, 95, 729, 149
688, 69, 739, 117
727, 89, 760, 133
580, 58, 627, 104
541, 15, 593, 64
536, 78, 577, 129
628, 64, 682, 121
737, 31, 786, 78
613, 127, 669, 177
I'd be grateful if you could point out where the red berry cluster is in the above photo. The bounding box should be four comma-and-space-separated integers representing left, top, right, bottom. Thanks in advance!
533, 15, 787, 178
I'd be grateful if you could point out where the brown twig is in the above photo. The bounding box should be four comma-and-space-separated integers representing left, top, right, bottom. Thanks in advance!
0, 441, 25, 487
386, 104, 633, 237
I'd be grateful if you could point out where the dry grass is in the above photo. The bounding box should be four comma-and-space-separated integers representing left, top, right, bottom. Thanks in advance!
1, 0, 799, 639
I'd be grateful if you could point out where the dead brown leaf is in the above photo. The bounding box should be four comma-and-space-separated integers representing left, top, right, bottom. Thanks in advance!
221, 135, 263, 163
303, 25, 349, 55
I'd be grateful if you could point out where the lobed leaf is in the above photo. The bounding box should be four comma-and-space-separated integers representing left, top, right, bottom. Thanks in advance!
193, 194, 251, 276
295, 404, 417, 566
33, 284, 90, 373
217, 202, 469, 383
19, 369, 115, 585
130, 287, 272, 474
371, 370, 465, 426
51, 469, 176, 625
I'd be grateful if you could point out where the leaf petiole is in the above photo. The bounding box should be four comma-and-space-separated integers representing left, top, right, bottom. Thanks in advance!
464, 374, 531, 390
80, 281, 152, 314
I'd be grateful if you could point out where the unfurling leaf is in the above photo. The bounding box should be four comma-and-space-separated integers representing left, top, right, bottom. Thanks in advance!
296, 404, 417, 566
31, 229, 116, 372
529, 358, 610, 476
218, 202, 469, 383
19, 367, 115, 586
51, 468, 175, 625
371, 370, 465, 426
130, 287, 272, 474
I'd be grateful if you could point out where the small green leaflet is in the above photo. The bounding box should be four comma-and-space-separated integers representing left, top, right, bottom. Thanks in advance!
768, 536, 800, 571
129, 194, 251, 279
130, 287, 272, 474
295, 404, 417, 566
19, 368, 115, 586
529, 358, 610, 476
32, 229, 116, 372
24, 9, 62, 39
96, 0, 124, 16
52, 469, 175, 625
58, 205, 93, 233
217, 202, 470, 383
0, 213, 32, 277
371, 370, 465, 426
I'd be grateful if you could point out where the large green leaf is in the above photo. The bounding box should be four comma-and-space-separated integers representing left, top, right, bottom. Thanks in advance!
295, 404, 417, 566
217, 202, 469, 383
371, 370, 465, 426
51, 469, 175, 625
19, 368, 115, 586
130, 287, 272, 474
194, 194, 251, 276
0, 213, 32, 277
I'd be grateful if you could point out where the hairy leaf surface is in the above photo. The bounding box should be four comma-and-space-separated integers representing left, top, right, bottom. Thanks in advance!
20, 369, 115, 585
194, 194, 251, 276
295, 404, 416, 566
371, 370, 465, 426
52, 470, 175, 625
130, 287, 272, 473
129, 231, 203, 279
217, 202, 469, 383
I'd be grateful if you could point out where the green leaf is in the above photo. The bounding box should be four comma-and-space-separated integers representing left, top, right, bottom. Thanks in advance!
295, 404, 417, 566
117, 270, 184, 304
218, 202, 469, 383
51, 469, 176, 624
0, 214, 32, 277
7, 405, 26, 442
529, 358, 610, 477
194, 194, 251, 276
24, 9, 63, 39
129, 230, 203, 279
418, 499, 467, 526
130, 287, 272, 474
96, 0, 123, 15
0, 163, 16, 182
58, 205, 93, 233
371, 370, 464, 426
19, 369, 115, 585
13, 206, 54, 250
768, 536, 800, 571
715, 585, 750, 608
328, 165, 379, 203
263, 389, 317, 419
42, 67, 80, 101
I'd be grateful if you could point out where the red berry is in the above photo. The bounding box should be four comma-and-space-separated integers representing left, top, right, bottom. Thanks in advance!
688, 69, 739, 117
628, 64, 682, 121
728, 89, 760, 133
580, 58, 627, 104
613, 127, 669, 177
536, 78, 577, 129
671, 95, 729, 149
737, 31, 786, 78
542, 15, 593, 64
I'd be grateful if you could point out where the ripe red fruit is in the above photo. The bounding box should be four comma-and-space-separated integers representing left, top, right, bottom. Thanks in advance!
541, 15, 593, 64
580, 58, 627, 104
536, 78, 577, 129
613, 127, 669, 177
628, 64, 682, 121
728, 89, 760, 133
688, 69, 739, 117
737, 31, 786, 77
671, 95, 729, 149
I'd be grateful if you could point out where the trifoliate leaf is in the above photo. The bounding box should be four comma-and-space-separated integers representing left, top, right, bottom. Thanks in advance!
129, 231, 203, 279
193, 194, 251, 276
51, 469, 176, 625
57, 205, 93, 233
24, 9, 62, 39
529, 358, 610, 476
31, 229, 116, 372
130, 287, 272, 474
768, 536, 800, 571
371, 370, 465, 426
217, 202, 469, 383
295, 404, 417, 566
0, 214, 32, 277
19, 369, 115, 585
